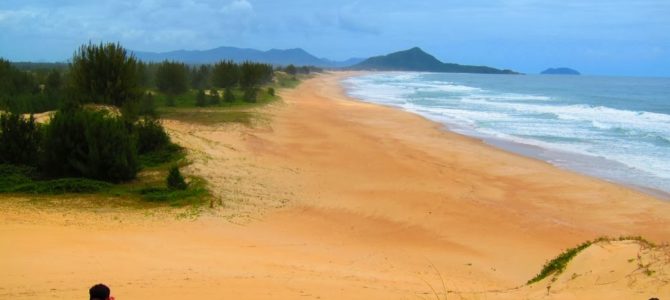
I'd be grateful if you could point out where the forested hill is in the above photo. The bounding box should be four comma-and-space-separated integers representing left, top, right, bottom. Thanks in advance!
351, 47, 518, 74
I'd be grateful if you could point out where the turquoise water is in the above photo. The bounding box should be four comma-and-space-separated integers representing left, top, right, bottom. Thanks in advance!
343, 72, 670, 196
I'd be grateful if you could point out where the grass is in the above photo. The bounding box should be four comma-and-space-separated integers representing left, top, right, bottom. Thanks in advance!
527, 236, 657, 285
159, 108, 257, 126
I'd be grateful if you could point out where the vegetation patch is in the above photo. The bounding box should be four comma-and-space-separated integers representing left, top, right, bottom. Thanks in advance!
527, 236, 657, 285
1, 42, 314, 210
160, 109, 257, 126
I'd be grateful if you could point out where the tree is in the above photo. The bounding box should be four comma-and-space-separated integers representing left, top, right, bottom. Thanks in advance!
239, 61, 273, 89
155, 61, 189, 96
285, 64, 297, 75
44, 69, 62, 96
211, 60, 239, 89
139, 92, 157, 117
0, 112, 41, 166
69, 42, 140, 107
195, 89, 207, 107
41, 108, 138, 182
136, 61, 152, 89
209, 90, 220, 105
191, 65, 210, 90
223, 87, 235, 103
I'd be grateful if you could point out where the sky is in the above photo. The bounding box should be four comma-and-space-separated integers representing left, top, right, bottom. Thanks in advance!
1, 0, 669, 77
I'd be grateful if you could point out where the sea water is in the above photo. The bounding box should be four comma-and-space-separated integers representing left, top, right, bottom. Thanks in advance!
343, 72, 670, 197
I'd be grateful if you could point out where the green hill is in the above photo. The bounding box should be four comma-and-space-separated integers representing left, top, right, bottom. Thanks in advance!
351, 47, 518, 74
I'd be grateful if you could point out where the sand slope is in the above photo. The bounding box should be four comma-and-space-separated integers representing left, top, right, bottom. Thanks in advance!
1, 72, 670, 299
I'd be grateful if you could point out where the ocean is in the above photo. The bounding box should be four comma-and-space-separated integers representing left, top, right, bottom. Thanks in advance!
342, 72, 670, 197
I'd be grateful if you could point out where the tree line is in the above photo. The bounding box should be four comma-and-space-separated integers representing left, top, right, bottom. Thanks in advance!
0, 42, 321, 186
1, 50, 289, 114
0, 43, 174, 183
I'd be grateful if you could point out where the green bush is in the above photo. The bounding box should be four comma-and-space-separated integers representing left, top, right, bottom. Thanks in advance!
195, 89, 207, 107
243, 87, 257, 103
165, 95, 176, 107
41, 108, 138, 182
135, 117, 170, 154
139, 92, 157, 117
209, 91, 220, 105
0, 112, 42, 166
223, 87, 235, 103
267, 87, 275, 97
13, 178, 113, 194
0, 164, 111, 194
167, 165, 187, 190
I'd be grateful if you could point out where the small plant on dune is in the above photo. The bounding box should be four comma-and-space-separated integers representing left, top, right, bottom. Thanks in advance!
167, 165, 187, 190
527, 240, 593, 285
527, 236, 658, 285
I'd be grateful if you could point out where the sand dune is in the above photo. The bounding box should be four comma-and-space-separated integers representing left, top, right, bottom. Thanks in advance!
1, 72, 669, 299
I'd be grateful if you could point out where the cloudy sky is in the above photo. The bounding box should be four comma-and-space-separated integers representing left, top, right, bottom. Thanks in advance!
1, 0, 668, 76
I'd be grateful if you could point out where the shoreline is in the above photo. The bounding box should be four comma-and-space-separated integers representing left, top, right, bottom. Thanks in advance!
2, 71, 670, 299
340, 71, 670, 200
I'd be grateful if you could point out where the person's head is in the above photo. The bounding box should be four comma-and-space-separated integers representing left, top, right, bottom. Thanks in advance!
89, 283, 110, 300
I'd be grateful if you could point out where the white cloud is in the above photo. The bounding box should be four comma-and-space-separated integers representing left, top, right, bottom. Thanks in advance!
221, 0, 254, 16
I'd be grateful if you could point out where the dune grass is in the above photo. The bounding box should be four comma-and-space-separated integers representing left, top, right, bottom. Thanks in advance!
159, 108, 258, 126
527, 236, 657, 285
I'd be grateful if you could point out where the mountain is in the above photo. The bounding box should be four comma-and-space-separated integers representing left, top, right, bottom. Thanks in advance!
350, 47, 518, 74
541, 67, 580, 75
132, 46, 358, 67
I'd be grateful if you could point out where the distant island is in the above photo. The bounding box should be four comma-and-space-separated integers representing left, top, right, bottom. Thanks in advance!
133, 46, 364, 68
350, 47, 519, 74
541, 67, 580, 75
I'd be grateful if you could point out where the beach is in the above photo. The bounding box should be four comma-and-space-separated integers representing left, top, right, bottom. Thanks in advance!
1, 71, 669, 299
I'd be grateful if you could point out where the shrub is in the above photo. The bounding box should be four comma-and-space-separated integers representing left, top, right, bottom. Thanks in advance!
167, 165, 187, 190
139, 92, 157, 117
0, 112, 41, 166
209, 90, 220, 105
165, 95, 176, 107
223, 87, 235, 103
69, 42, 140, 107
41, 108, 138, 182
195, 89, 207, 107
285, 64, 297, 75
243, 87, 257, 103
267, 87, 275, 97
135, 117, 170, 154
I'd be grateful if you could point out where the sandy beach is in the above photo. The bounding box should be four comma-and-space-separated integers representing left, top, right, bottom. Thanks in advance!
1, 72, 669, 299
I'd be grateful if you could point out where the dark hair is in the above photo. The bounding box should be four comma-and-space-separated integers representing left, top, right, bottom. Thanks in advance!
89, 283, 110, 300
